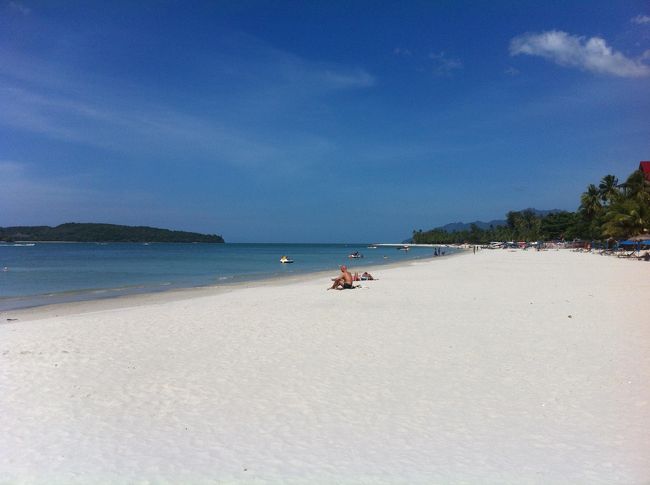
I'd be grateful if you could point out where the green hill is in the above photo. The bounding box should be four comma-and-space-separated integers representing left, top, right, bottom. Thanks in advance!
0, 223, 224, 243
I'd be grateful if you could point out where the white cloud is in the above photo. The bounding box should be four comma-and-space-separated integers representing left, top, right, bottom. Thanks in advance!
510, 30, 650, 78
631, 14, 650, 24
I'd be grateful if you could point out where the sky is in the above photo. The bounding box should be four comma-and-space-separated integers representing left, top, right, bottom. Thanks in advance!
1, 1, 649, 242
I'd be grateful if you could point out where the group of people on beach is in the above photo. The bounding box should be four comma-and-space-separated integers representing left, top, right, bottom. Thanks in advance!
328, 265, 375, 290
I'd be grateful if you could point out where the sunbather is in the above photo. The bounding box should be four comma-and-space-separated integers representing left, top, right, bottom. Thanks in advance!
329, 265, 355, 290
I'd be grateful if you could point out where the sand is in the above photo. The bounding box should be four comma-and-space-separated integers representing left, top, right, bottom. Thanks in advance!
1, 249, 649, 484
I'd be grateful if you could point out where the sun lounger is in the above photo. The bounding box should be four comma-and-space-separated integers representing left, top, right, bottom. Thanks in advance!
617, 251, 637, 258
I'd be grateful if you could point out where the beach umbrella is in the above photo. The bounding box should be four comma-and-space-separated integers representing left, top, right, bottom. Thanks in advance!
628, 234, 650, 250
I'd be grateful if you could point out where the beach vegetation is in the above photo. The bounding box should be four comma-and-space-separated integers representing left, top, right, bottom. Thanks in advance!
413, 166, 650, 244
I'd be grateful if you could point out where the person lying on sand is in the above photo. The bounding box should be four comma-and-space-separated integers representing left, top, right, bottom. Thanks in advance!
329, 265, 356, 290
352, 271, 376, 281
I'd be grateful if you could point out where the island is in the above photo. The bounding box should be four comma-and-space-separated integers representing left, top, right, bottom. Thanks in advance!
0, 223, 224, 243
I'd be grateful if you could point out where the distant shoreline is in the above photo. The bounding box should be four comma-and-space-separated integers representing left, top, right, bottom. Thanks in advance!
0, 222, 224, 243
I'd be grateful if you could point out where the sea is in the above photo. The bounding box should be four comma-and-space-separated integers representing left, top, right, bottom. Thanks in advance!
0, 242, 457, 311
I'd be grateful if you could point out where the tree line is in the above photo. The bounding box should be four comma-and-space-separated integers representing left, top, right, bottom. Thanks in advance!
413, 167, 650, 244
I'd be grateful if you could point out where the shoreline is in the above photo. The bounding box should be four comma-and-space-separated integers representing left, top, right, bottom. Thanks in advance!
1, 249, 466, 321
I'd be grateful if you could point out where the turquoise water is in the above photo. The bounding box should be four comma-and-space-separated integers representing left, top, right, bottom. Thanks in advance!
0, 243, 456, 310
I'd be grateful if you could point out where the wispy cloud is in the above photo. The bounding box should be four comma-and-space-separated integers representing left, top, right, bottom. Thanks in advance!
321, 68, 375, 89
428, 51, 463, 76
0, 35, 374, 171
0, 83, 334, 171
391, 47, 462, 77
393, 47, 412, 57
8, 1, 30, 15
510, 30, 650, 78
631, 14, 650, 25
210, 32, 375, 96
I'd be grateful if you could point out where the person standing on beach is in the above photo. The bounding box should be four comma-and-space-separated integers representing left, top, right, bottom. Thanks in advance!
329, 265, 354, 290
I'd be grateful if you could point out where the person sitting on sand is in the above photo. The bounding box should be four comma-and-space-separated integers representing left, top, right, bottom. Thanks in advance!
329, 265, 355, 290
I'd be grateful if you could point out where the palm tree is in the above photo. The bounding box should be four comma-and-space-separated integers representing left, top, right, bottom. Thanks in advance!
598, 174, 619, 206
602, 197, 650, 238
579, 184, 602, 219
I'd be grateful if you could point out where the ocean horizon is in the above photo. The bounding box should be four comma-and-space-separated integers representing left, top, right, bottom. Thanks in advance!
0, 242, 457, 311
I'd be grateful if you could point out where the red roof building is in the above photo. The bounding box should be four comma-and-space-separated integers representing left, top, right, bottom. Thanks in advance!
640, 161, 650, 182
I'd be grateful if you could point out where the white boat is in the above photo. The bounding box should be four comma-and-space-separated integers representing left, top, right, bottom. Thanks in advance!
367, 245, 378, 249
348, 251, 363, 259
280, 256, 294, 264
397, 245, 410, 251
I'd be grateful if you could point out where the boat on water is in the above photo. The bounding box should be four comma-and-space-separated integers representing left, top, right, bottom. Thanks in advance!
367, 245, 378, 249
397, 245, 410, 251
348, 251, 364, 259
280, 255, 294, 264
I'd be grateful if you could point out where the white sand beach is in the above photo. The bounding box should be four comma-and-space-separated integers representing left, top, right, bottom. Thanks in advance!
1, 249, 649, 484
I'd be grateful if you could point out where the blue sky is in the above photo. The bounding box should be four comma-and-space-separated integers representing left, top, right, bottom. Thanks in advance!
1, 1, 649, 242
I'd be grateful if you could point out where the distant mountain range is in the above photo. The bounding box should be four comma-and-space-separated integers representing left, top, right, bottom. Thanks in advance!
0, 223, 224, 243
402, 209, 565, 242
434, 208, 564, 233
437, 219, 507, 232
